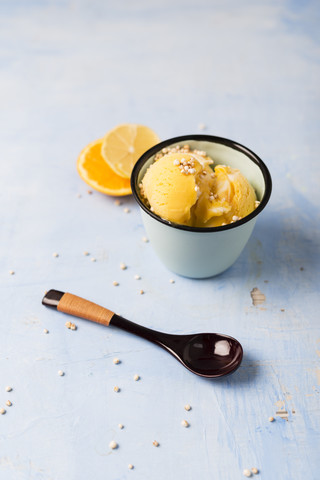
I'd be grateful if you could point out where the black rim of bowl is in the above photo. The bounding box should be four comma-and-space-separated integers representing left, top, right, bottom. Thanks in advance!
131, 134, 272, 233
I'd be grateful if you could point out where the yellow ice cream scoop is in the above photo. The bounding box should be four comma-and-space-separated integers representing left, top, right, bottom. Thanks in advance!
204, 165, 256, 227
191, 165, 257, 227
141, 153, 206, 225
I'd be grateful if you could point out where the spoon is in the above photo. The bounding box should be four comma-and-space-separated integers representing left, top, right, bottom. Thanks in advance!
42, 289, 243, 378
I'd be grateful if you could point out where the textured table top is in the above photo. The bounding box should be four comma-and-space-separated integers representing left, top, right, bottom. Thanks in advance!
1, 1, 320, 479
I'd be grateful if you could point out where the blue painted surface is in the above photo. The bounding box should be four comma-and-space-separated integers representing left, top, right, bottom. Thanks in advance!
1, 1, 320, 479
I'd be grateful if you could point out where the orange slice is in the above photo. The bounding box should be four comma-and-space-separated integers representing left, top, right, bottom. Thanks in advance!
77, 139, 131, 196
101, 124, 160, 178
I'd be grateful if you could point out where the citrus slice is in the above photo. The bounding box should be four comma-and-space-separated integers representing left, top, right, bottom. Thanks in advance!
77, 139, 131, 196
101, 124, 160, 178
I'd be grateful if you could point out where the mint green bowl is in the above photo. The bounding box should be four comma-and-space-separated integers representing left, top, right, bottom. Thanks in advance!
131, 135, 272, 278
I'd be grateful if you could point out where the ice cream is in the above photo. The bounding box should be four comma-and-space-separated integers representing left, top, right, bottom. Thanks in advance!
140, 145, 257, 228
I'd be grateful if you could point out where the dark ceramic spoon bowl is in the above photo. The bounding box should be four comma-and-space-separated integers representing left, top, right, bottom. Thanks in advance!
42, 290, 243, 378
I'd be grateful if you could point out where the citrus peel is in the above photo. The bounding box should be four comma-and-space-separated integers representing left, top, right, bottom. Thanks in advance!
77, 139, 131, 196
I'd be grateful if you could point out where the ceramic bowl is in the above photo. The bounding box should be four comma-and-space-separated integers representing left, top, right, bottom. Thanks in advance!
131, 135, 272, 278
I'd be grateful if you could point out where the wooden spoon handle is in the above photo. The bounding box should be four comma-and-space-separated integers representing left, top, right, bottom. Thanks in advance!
42, 289, 114, 326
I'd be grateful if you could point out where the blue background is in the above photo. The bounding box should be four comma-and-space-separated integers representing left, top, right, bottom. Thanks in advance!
1, 1, 319, 479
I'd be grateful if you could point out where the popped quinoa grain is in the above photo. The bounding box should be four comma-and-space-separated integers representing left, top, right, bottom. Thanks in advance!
114, 199, 122, 206
65, 321, 76, 330
52, 252, 59, 258
123, 208, 130, 213
251, 468, 259, 475
5, 386, 12, 392
6, 400, 12, 407
113, 281, 119, 286
128, 464, 134, 470
184, 404, 191, 411
114, 386, 120, 392
109, 440, 118, 449
181, 420, 189, 427
142, 236, 149, 243
153, 440, 159, 447
268, 416, 275, 422
169, 279, 175, 284
118, 424, 124, 429
43, 329, 49, 334
133, 374, 140, 381
9, 270, 15, 275
139, 289, 144, 295
113, 358, 120, 365
120, 263, 127, 270
0, 408, 6, 415
243, 469, 252, 477
91, 257, 96, 262
134, 274, 141, 280
83, 251, 90, 256
58, 370, 64, 376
